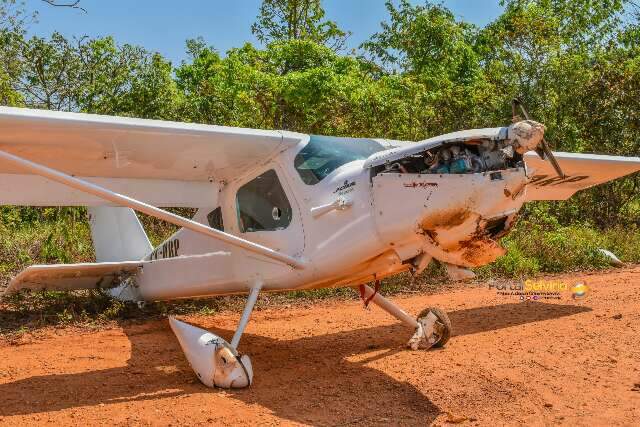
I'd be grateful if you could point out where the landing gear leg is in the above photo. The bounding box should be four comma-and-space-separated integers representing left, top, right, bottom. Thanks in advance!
169, 282, 262, 389
231, 284, 261, 349
359, 284, 452, 350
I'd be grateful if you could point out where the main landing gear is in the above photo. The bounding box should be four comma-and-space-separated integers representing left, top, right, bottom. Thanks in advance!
169, 283, 262, 389
169, 282, 452, 390
359, 284, 452, 350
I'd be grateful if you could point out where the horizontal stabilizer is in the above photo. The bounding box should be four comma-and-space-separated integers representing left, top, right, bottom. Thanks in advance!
4, 261, 143, 295
524, 151, 640, 200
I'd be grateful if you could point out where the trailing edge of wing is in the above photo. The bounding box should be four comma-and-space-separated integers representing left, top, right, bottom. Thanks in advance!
0, 106, 305, 183
524, 151, 640, 201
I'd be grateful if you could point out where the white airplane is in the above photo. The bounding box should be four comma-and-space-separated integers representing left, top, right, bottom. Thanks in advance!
1, 102, 639, 389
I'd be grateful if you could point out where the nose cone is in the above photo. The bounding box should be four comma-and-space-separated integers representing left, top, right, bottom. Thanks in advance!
169, 317, 252, 388
508, 120, 545, 154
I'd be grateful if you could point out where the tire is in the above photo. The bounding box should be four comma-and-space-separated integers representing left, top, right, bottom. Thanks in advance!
417, 307, 452, 348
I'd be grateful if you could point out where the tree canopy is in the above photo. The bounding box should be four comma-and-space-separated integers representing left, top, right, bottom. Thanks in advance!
251, 0, 350, 50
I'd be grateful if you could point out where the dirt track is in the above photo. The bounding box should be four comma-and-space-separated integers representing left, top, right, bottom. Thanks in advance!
1, 268, 639, 426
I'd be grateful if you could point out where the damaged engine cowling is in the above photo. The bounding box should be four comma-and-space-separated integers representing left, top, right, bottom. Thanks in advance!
375, 120, 545, 176
368, 120, 545, 272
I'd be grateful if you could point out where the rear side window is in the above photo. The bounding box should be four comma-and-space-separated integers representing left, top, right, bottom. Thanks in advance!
294, 135, 386, 185
236, 169, 292, 232
207, 207, 224, 231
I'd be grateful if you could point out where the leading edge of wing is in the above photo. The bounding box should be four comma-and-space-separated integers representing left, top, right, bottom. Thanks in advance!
0, 106, 287, 139
524, 151, 640, 201
0, 107, 305, 182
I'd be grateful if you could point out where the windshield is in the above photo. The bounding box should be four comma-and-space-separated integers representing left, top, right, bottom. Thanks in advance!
294, 135, 386, 185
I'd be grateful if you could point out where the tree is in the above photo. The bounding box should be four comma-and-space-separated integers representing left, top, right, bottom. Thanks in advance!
477, 0, 629, 113
0, 32, 179, 118
0, 66, 21, 105
251, 0, 349, 50
74, 37, 179, 119
0, 1, 29, 104
8, 33, 80, 110
361, 1, 480, 82
497, 0, 627, 50
40, 1, 85, 13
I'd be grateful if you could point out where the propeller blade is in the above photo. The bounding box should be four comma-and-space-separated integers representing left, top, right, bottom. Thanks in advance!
541, 139, 565, 178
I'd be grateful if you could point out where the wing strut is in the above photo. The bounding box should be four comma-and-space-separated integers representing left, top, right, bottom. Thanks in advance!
0, 149, 306, 270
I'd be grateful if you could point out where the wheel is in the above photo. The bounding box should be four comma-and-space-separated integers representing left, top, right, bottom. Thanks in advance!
417, 307, 452, 348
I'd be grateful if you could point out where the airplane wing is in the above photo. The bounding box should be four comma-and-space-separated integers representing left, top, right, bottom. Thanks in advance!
3, 261, 143, 295
0, 107, 304, 207
524, 151, 640, 201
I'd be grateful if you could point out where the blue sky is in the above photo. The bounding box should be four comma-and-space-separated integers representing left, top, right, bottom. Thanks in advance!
25, 0, 503, 65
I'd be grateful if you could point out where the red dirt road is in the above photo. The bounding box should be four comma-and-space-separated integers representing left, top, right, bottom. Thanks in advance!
1, 268, 639, 426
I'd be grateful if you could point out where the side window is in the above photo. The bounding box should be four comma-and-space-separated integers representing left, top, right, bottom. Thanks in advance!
236, 169, 292, 233
207, 207, 224, 231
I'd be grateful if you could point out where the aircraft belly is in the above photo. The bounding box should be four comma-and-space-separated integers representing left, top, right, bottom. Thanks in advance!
135, 250, 307, 300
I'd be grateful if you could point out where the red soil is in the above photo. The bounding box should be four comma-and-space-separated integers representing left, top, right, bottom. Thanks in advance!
1, 268, 639, 426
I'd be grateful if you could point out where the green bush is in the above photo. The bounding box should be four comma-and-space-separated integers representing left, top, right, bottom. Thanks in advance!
478, 206, 640, 278
0, 208, 95, 288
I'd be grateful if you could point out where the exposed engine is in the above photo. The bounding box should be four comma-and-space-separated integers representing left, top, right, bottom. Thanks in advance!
376, 120, 545, 176
380, 139, 521, 175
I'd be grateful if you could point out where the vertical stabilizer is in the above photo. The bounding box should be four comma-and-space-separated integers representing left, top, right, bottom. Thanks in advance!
88, 207, 153, 262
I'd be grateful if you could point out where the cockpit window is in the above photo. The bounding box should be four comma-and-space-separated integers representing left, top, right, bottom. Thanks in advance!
294, 135, 386, 185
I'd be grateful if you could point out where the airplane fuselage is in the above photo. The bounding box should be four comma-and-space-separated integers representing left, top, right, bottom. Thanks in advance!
131, 132, 529, 301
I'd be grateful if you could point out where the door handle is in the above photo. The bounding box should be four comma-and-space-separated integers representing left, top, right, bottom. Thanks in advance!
310, 197, 352, 218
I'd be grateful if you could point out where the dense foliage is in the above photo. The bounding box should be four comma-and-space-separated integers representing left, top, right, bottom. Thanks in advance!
1, 0, 640, 289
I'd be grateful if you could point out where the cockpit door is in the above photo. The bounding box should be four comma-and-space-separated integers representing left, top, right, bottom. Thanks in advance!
225, 165, 305, 258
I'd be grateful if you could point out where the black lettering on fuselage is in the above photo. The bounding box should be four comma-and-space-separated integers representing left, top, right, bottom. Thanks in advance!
150, 239, 180, 260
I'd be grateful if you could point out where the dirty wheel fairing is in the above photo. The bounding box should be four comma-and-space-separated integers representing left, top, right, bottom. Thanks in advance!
408, 307, 452, 350
169, 317, 253, 389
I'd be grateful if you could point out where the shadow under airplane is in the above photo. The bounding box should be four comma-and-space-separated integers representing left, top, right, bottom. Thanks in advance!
0, 301, 591, 424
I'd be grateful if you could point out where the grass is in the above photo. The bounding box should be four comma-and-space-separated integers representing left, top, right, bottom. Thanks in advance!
0, 215, 94, 288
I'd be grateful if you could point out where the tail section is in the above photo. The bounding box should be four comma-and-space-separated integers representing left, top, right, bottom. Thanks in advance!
4, 261, 143, 295
88, 207, 153, 262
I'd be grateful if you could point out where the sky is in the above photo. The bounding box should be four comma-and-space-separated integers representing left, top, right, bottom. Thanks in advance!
25, 0, 504, 65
